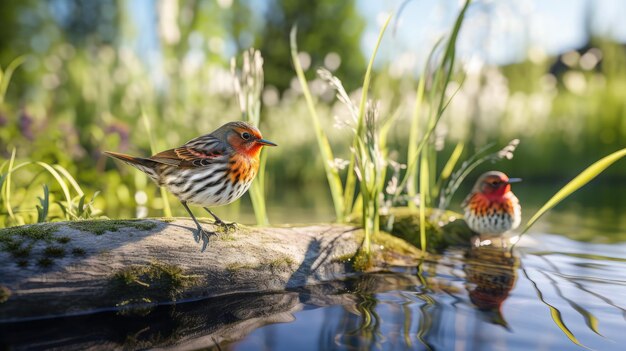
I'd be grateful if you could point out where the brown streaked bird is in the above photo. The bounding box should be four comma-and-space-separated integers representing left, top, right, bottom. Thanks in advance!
463, 171, 521, 243
105, 121, 276, 243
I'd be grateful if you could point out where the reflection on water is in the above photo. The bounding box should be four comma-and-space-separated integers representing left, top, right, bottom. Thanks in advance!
2, 183, 626, 350
464, 246, 518, 328
2, 234, 625, 350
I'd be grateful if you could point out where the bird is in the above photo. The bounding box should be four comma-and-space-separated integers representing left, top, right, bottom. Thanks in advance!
104, 121, 276, 243
463, 171, 521, 246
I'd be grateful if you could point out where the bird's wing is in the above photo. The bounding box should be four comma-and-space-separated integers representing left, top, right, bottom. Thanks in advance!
149, 144, 227, 168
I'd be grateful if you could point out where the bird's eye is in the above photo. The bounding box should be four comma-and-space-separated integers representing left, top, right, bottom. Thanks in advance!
241, 132, 251, 140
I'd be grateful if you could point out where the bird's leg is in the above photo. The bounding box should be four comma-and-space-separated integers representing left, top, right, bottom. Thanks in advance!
181, 201, 214, 243
204, 208, 237, 232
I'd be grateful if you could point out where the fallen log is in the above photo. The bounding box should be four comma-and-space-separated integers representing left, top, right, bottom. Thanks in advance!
0, 219, 422, 322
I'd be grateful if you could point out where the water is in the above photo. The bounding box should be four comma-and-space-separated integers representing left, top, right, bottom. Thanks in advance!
1, 182, 626, 350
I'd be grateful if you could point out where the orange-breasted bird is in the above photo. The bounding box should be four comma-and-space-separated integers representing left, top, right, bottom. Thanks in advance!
463, 171, 521, 241
105, 121, 276, 242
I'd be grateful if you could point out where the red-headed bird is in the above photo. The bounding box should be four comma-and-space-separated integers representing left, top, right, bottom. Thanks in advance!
463, 171, 521, 243
105, 121, 276, 242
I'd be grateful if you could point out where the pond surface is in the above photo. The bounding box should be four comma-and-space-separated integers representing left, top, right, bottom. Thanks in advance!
1, 182, 625, 350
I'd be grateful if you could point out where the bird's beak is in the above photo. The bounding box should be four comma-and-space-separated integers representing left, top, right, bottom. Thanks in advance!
256, 138, 277, 146
507, 178, 522, 184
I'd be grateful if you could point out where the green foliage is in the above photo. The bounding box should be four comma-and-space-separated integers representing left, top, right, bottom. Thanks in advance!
0, 149, 102, 226
256, 0, 366, 93
232, 48, 270, 225
290, 27, 345, 220
1, 0, 625, 233
292, 14, 391, 258
518, 148, 626, 242
36, 185, 49, 223
0, 56, 25, 106
141, 111, 172, 218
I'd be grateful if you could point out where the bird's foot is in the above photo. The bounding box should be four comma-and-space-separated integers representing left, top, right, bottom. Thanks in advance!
192, 226, 215, 247
213, 219, 237, 233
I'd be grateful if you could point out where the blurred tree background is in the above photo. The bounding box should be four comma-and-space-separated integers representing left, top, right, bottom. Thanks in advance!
1, 0, 625, 226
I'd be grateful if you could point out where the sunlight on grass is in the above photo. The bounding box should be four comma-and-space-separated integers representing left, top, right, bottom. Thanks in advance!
519, 147, 626, 239
141, 111, 172, 218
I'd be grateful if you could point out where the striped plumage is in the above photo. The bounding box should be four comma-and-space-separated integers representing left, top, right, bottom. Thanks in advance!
105, 121, 276, 243
463, 171, 521, 239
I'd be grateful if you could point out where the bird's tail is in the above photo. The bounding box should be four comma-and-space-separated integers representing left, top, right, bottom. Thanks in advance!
104, 151, 160, 183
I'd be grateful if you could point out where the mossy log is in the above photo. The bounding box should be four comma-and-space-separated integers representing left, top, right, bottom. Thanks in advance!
354, 207, 476, 252
0, 219, 422, 322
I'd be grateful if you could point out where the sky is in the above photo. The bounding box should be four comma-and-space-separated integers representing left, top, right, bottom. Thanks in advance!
358, 0, 626, 73
123, 0, 626, 78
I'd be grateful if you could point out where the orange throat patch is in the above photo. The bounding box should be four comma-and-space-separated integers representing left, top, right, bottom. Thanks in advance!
228, 153, 259, 184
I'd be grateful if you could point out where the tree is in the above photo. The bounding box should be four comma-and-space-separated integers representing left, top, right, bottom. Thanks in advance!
254, 0, 366, 93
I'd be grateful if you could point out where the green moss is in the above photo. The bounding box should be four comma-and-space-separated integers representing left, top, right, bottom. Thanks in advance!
55, 236, 71, 244
37, 257, 54, 268
352, 249, 374, 272
0, 224, 60, 265
349, 229, 424, 271
353, 230, 422, 256
158, 218, 175, 223
68, 220, 157, 235
375, 207, 473, 252
0, 286, 11, 303
71, 247, 86, 257
43, 246, 65, 258
108, 261, 199, 304
226, 256, 295, 272
0, 224, 58, 242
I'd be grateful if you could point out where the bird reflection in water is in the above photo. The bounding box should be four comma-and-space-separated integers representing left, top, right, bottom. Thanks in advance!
464, 244, 519, 328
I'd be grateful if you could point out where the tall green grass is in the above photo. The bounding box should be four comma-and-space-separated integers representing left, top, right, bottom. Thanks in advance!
231, 48, 270, 225
513, 147, 626, 247
292, 1, 476, 254
290, 26, 346, 221
400, 0, 471, 252
141, 111, 172, 218
291, 14, 392, 260
1, 148, 101, 226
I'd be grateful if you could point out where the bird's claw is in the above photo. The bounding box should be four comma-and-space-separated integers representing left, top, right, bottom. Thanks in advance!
193, 227, 214, 244
213, 220, 237, 233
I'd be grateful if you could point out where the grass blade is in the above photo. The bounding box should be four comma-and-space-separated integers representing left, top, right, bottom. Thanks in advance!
0, 56, 26, 105
419, 154, 429, 251
435, 141, 464, 193
4, 149, 17, 221
290, 26, 345, 220
343, 14, 392, 219
406, 38, 443, 209
53, 164, 85, 197
35, 161, 73, 216
393, 0, 471, 206
521, 148, 626, 235
521, 266, 588, 349
142, 110, 172, 218
36, 184, 50, 223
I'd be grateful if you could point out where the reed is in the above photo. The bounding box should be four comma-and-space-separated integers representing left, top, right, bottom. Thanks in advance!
290, 26, 345, 221
141, 111, 172, 218
231, 48, 269, 225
